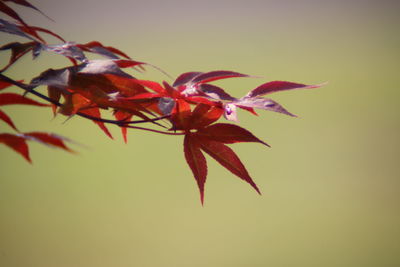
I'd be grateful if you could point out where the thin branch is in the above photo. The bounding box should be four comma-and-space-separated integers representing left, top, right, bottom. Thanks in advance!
0, 73, 170, 128
123, 125, 185, 136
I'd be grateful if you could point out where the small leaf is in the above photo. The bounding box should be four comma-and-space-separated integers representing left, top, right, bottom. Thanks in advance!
197, 123, 269, 147
246, 81, 321, 98
0, 133, 31, 162
184, 134, 208, 204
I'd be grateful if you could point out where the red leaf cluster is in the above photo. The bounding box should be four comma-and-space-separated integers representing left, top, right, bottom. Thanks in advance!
0, 0, 323, 203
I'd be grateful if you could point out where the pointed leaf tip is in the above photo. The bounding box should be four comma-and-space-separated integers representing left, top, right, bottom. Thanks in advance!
184, 134, 208, 204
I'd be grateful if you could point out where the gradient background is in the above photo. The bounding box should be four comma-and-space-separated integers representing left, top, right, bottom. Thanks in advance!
1, 0, 399, 266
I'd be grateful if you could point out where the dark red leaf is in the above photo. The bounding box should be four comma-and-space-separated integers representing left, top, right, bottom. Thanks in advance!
0, 108, 18, 131
189, 104, 223, 129
0, 92, 49, 107
173, 71, 203, 87
197, 137, 261, 195
191, 70, 250, 84
47, 86, 61, 115
170, 99, 191, 130
132, 80, 165, 94
24, 132, 74, 152
2, 0, 53, 21
197, 123, 269, 147
184, 134, 207, 204
114, 59, 145, 68
0, 133, 30, 162
246, 81, 322, 98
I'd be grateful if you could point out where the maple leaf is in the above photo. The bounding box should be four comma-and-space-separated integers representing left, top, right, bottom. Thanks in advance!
184, 125, 264, 204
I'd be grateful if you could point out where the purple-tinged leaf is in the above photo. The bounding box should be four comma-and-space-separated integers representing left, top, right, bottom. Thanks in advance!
199, 84, 236, 101
192, 70, 250, 84
42, 42, 87, 62
184, 134, 208, 205
197, 123, 269, 147
236, 97, 296, 117
0, 18, 34, 40
246, 81, 322, 98
173, 72, 203, 87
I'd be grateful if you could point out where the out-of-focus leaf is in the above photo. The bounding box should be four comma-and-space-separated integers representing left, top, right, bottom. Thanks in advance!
246, 81, 322, 98
0, 41, 36, 72
0, 79, 22, 90
2, 0, 53, 21
0, 92, 48, 106
0, 5, 44, 42
197, 136, 261, 195
0, 133, 30, 162
0, 109, 18, 131
184, 134, 208, 204
197, 123, 269, 147
23, 131, 74, 152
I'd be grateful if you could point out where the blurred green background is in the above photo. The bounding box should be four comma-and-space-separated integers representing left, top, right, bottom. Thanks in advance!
1, 0, 399, 266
